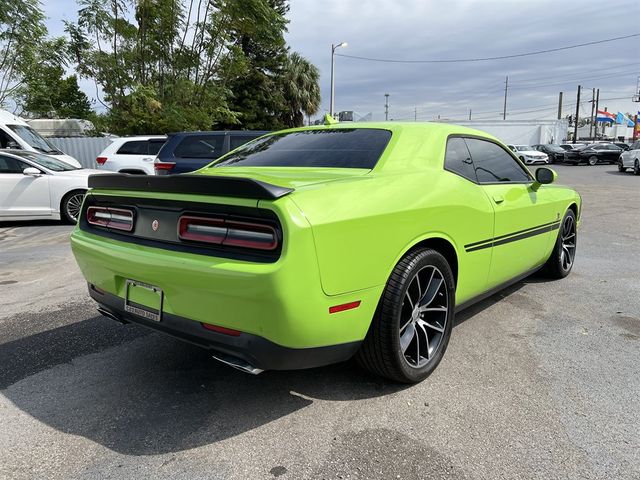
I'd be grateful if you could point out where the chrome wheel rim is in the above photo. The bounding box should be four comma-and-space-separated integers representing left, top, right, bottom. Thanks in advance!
66, 193, 85, 222
399, 265, 448, 368
588, 156, 597, 165
560, 215, 576, 271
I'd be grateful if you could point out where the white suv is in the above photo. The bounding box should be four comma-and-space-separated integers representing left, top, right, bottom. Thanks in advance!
96, 136, 166, 174
618, 140, 640, 175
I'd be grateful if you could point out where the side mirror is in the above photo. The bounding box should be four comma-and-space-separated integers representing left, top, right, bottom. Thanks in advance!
23, 167, 42, 177
534, 167, 556, 185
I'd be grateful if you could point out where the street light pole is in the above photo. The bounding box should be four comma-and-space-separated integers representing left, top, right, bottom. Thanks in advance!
384, 93, 389, 121
330, 42, 348, 117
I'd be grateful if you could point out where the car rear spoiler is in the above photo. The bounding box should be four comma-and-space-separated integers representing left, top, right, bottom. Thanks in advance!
88, 174, 294, 200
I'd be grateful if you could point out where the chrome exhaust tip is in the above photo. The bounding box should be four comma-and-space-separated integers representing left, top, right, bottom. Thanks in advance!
97, 307, 128, 324
212, 353, 264, 375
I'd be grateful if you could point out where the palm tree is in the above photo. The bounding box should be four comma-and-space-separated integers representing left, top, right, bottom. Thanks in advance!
280, 52, 321, 127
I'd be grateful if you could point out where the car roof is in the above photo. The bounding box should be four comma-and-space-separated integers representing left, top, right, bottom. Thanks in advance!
0, 148, 43, 159
168, 130, 270, 137
112, 135, 166, 142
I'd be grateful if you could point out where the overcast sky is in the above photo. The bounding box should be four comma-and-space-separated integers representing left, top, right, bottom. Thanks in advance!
44, 0, 640, 122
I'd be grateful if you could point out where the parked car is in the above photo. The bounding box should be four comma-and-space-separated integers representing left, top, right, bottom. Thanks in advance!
618, 140, 640, 174
71, 122, 581, 383
0, 109, 81, 168
506, 144, 548, 164
154, 131, 269, 175
613, 142, 630, 151
531, 144, 566, 164
564, 143, 623, 165
0, 150, 107, 223
559, 143, 587, 151
96, 136, 167, 174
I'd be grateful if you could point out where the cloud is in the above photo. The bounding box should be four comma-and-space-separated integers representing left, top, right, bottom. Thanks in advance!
286, 0, 640, 121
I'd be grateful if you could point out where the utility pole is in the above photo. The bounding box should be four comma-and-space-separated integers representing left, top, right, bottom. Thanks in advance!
588, 88, 596, 140
573, 85, 581, 144
502, 76, 509, 120
557, 92, 563, 120
414, 106, 417, 122
594, 88, 600, 139
469, 108, 472, 120
384, 93, 389, 121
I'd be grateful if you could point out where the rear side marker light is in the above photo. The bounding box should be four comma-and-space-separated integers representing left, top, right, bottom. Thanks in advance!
96, 156, 108, 165
329, 301, 361, 314
201, 323, 242, 336
178, 216, 278, 251
87, 206, 134, 231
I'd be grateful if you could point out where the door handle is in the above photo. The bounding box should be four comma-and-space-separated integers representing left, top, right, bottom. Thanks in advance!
142, 157, 153, 162
492, 195, 504, 204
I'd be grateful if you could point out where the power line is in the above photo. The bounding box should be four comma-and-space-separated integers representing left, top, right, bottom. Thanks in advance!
511, 62, 640, 84
335, 33, 640, 64
509, 69, 640, 90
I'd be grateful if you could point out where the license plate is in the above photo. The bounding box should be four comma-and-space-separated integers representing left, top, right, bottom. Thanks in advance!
124, 280, 163, 322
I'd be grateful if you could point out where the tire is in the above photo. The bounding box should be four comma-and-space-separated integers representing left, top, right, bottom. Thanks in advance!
541, 209, 577, 279
356, 248, 455, 383
634, 160, 640, 176
618, 162, 626, 173
588, 156, 598, 166
61, 190, 86, 224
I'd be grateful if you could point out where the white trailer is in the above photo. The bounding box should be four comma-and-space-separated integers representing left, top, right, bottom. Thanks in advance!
436, 119, 569, 145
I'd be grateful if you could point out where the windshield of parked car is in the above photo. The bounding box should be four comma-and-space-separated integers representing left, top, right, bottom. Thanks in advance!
7, 125, 62, 154
547, 145, 565, 153
7, 150, 80, 171
514, 145, 533, 151
211, 129, 392, 169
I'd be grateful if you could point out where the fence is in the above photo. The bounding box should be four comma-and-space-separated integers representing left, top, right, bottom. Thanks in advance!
47, 137, 115, 169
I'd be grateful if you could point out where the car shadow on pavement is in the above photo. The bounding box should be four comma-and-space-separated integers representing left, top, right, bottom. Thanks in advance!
0, 219, 68, 228
2, 314, 407, 456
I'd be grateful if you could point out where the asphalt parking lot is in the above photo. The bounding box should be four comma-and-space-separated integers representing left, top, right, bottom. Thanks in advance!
0, 164, 638, 480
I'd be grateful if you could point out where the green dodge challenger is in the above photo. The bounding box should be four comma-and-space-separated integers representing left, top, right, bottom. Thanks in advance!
71, 122, 580, 383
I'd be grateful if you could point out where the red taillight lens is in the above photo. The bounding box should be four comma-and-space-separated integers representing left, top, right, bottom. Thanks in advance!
177, 216, 278, 251
87, 206, 134, 231
96, 156, 108, 165
154, 161, 176, 171
178, 216, 226, 244
224, 220, 278, 250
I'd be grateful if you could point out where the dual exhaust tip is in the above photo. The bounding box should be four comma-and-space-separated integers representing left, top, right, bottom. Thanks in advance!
96, 307, 263, 375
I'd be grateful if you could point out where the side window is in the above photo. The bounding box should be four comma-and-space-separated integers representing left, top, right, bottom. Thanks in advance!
147, 139, 166, 155
229, 135, 260, 151
444, 137, 476, 182
0, 155, 27, 173
0, 129, 19, 149
174, 135, 224, 158
465, 138, 532, 183
117, 141, 148, 155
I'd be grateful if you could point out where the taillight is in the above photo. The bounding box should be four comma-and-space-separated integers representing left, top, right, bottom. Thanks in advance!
178, 215, 278, 251
154, 161, 175, 171
87, 206, 134, 231
96, 156, 108, 165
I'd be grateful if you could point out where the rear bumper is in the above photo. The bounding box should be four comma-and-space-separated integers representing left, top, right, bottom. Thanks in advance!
90, 285, 361, 370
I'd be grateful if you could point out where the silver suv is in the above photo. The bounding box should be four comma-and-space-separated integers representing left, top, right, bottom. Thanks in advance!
619, 140, 640, 175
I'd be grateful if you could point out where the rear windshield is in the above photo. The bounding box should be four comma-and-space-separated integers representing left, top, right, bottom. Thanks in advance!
212, 129, 392, 169
175, 135, 224, 158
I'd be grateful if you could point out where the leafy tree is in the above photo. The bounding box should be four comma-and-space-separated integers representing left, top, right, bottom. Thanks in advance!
65, 0, 284, 134
217, 0, 290, 130
279, 52, 320, 127
0, 0, 47, 106
18, 38, 92, 118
